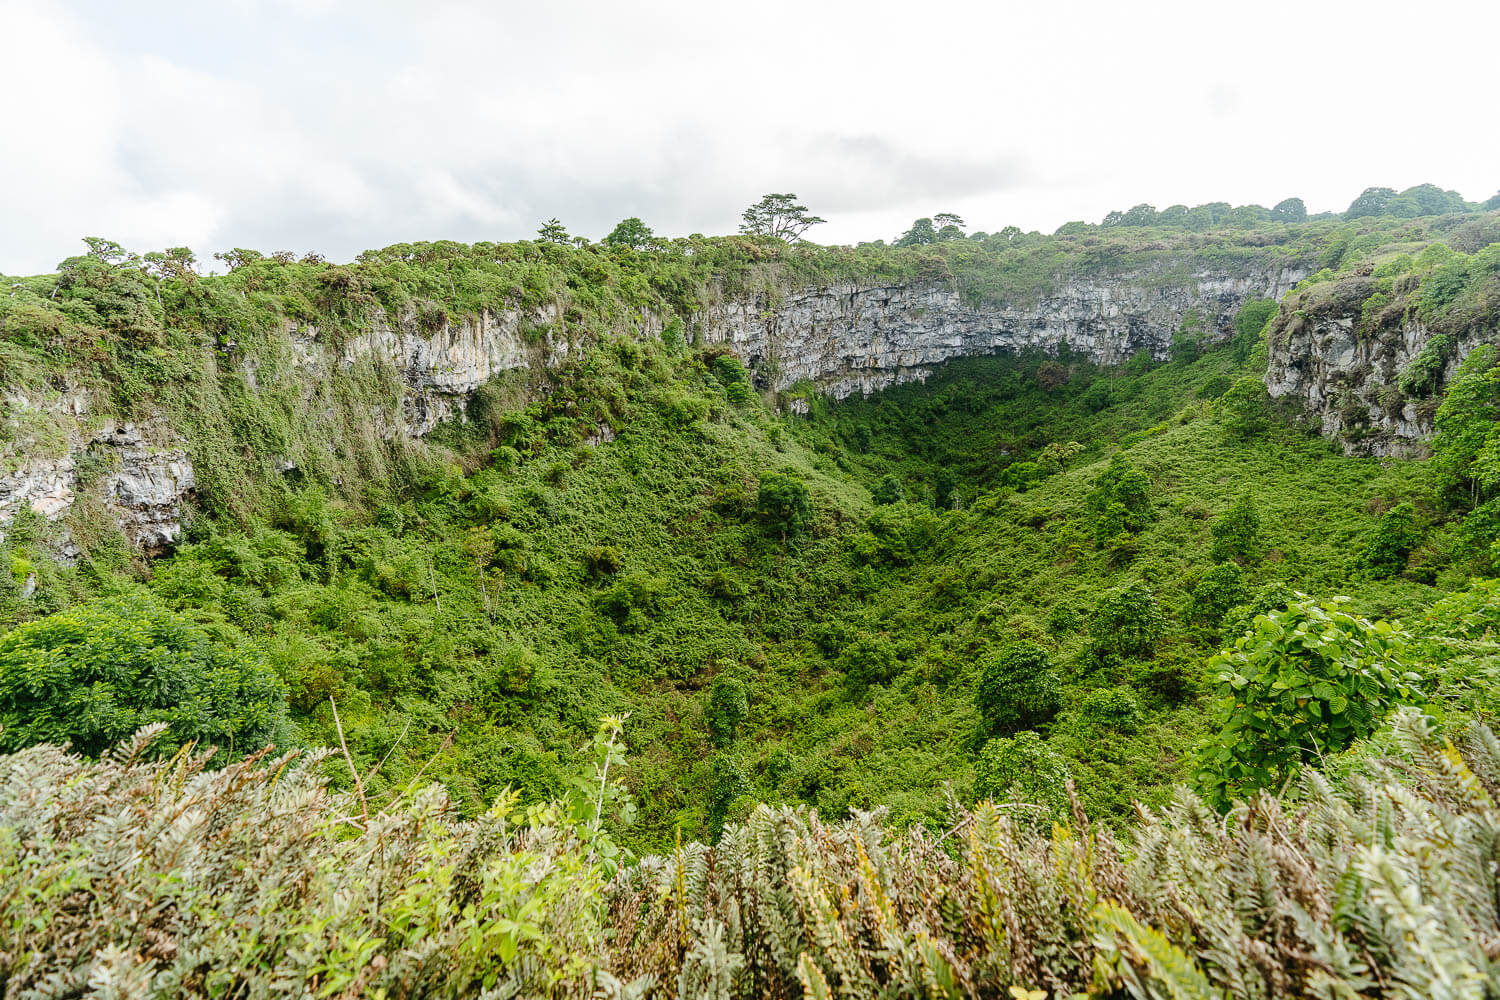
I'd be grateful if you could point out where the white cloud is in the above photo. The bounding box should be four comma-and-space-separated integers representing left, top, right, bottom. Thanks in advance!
2, 0, 1498, 274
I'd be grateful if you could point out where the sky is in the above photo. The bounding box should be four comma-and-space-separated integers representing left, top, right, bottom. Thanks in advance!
2, 0, 1498, 275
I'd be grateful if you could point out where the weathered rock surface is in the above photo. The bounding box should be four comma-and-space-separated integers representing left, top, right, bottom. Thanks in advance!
0, 258, 1306, 554
693, 264, 1307, 397
1265, 281, 1493, 456
0, 389, 194, 557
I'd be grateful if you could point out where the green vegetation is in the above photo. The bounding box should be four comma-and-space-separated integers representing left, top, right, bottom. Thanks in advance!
0, 595, 288, 756
1, 188, 1500, 994
10, 709, 1500, 997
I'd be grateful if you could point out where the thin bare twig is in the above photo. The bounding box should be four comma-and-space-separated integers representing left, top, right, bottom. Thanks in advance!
330, 697, 369, 824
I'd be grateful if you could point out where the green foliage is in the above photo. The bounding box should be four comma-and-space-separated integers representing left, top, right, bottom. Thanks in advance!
739, 193, 825, 241
1364, 502, 1422, 579
974, 641, 1062, 736
895, 218, 937, 247
16, 713, 1500, 999
1190, 563, 1248, 624
1270, 197, 1307, 223
973, 730, 1070, 815
706, 675, 748, 747
755, 471, 812, 538
1078, 686, 1143, 729
871, 472, 904, 505
836, 633, 900, 691
1087, 583, 1164, 664
1209, 493, 1262, 564
1231, 297, 1276, 364
1215, 376, 1270, 438
1195, 596, 1421, 807
0, 596, 288, 757
603, 216, 655, 249
1087, 455, 1153, 549
1397, 333, 1453, 396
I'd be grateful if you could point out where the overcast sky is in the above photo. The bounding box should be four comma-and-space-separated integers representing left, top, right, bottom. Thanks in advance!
3, 0, 1497, 275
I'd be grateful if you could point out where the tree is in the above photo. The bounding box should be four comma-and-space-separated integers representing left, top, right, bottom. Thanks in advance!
1344, 186, 1397, 219
537, 219, 572, 244
706, 675, 748, 747
934, 212, 966, 240
974, 642, 1062, 736
837, 633, 900, 691
1385, 183, 1466, 218
1210, 493, 1262, 564
1087, 583, 1164, 664
871, 473, 904, 505
895, 218, 937, 247
1270, 198, 1307, 223
142, 247, 199, 284
1363, 502, 1421, 578
1232, 298, 1277, 364
1484, 190, 1500, 211
1190, 563, 1248, 624
1195, 597, 1422, 808
0, 596, 289, 757
739, 193, 825, 241
1217, 376, 1270, 438
756, 471, 812, 538
973, 732, 1070, 819
603, 217, 655, 249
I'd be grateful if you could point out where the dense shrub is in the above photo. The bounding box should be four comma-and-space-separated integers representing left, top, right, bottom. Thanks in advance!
0, 596, 289, 757
1087, 582, 1164, 664
972, 730, 1070, 817
1190, 562, 1248, 624
1196, 596, 1422, 808
973, 641, 1062, 736
1363, 501, 1422, 578
836, 634, 900, 691
1216, 376, 1270, 437
706, 675, 749, 747
756, 471, 812, 538
1209, 493, 1262, 564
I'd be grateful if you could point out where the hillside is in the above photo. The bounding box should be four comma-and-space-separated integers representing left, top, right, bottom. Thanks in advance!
3, 198, 1500, 995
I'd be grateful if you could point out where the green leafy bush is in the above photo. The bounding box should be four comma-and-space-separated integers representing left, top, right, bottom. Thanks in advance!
1190, 562, 1248, 624
973, 731, 1070, 817
756, 471, 811, 538
706, 675, 749, 747
0, 596, 289, 757
836, 634, 900, 691
973, 641, 1062, 736
1077, 686, 1143, 729
1209, 493, 1262, 564
1195, 596, 1422, 808
1363, 502, 1422, 579
1087, 582, 1164, 665
1216, 376, 1270, 438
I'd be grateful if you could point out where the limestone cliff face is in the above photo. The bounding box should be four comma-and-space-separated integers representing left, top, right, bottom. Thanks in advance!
693, 263, 1307, 397
1264, 278, 1491, 456
0, 258, 1305, 554
0, 389, 194, 557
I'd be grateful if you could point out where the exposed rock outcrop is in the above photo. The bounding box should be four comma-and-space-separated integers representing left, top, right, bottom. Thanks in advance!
694, 264, 1307, 397
0, 389, 194, 557
1265, 277, 1494, 456
0, 257, 1306, 554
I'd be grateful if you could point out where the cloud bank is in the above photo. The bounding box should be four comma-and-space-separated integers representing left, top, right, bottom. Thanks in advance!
2, 0, 1497, 274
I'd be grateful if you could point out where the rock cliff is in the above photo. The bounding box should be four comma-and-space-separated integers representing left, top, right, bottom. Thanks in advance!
1265, 275, 1492, 456
0, 257, 1306, 554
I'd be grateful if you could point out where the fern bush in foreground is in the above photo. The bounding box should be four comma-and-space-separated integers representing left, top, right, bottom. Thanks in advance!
6, 712, 1500, 998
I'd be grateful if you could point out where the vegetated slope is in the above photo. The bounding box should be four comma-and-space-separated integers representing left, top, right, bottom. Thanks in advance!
9, 707, 1500, 998
1, 205, 1498, 851
0, 319, 1459, 848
